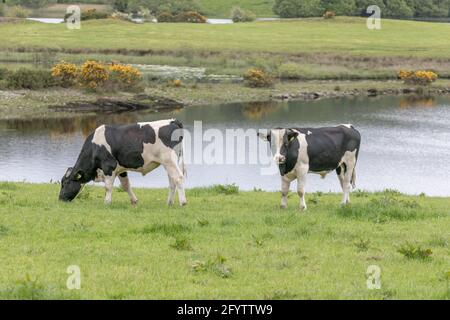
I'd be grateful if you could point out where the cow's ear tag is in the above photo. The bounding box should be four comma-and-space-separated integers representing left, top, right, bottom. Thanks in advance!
289, 136, 295, 142
75, 173, 82, 180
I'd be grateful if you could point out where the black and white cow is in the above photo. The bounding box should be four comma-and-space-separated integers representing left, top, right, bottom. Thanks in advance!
258, 124, 361, 210
59, 119, 186, 206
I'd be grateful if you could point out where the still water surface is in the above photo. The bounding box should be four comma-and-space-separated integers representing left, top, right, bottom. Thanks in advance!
1, 96, 449, 196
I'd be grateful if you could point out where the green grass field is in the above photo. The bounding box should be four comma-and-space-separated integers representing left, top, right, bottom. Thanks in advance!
1, 18, 449, 57
2, 18, 450, 81
0, 182, 449, 299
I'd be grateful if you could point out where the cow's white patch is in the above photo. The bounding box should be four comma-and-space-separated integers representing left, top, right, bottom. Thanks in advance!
138, 119, 175, 128
307, 130, 312, 135
337, 149, 358, 204
270, 129, 286, 165
92, 125, 112, 153
340, 124, 353, 129
95, 169, 105, 182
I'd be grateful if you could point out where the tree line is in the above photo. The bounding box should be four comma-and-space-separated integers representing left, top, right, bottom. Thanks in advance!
3, 0, 450, 18
274, 0, 450, 18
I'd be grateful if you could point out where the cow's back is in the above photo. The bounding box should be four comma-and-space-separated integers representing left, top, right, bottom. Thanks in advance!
296, 125, 360, 172
96, 119, 182, 170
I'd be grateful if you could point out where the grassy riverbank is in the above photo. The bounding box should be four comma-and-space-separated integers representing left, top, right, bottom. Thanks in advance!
2, 79, 450, 120
0, 182, 448, 299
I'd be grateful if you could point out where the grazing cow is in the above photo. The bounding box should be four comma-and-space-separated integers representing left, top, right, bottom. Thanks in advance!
59, 119, 186, 206
258, 124, 361, 210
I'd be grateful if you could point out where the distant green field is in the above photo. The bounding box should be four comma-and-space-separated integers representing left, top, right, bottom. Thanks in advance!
199, 0, 275, 17
1, 18, 449, 58
0, 183, 449, 299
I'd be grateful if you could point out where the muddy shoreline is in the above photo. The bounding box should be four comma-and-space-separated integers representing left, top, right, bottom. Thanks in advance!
1, 80, 450, 120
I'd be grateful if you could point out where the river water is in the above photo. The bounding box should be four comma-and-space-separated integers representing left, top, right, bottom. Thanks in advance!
1, 95, 449, 195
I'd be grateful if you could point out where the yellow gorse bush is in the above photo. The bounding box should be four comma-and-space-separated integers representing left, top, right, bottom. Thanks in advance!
398, 70, 438, 86
79, 60, 109, 89
51, 60, 142, 90
51, 61, 79, 87
243, 68, 273, 88
109, 63, 142, 86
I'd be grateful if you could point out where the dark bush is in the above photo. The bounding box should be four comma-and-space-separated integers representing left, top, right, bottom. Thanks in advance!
173, 11, 207, 23
0, 68, 9, 81
230, 6, 256, 22
320, 0, 357, 15
113, 0, 129, 12
384, 0, 414, 18
157, 10, 174, 22
6, 68, 56, 89
273, 0, 324, 18
355, 0, 385, 16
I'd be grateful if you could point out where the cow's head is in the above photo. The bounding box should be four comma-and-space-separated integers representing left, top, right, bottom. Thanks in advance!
59, 167, 83, 202
258, 129, 299, 165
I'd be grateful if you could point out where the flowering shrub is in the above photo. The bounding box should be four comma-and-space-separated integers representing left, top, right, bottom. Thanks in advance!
398, 70, 438, 86
109, 63, 142, 89
323, 11, 336, 19
168, 79, 183, 87
51, 61, 79, 87
51, 60, 142, 91
79, 60, 109, 90
243, 68, 273, 88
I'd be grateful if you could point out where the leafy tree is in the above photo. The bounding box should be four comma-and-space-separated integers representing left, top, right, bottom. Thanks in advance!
320, 0, 357, 15
355, 0, 385, 16
406, 0, 450, 17
273, 0, 324, 18
383, 0, 414, 18
113, 0, 129, 12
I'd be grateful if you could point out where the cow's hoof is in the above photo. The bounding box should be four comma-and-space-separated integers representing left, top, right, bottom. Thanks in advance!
280, 204, 287, 209
180, 201, 187, 206
300, 206, 307, 211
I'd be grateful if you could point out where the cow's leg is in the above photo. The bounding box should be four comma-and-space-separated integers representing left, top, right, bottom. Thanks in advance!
167, 175, 177, 206
297, 175, 307, 211
163, 161, 187, 206
118, 172, 138, 206
104, 174, 116, 205
297, 165, 308, 211
339, 163, 353, 205
280, 176, 291, 209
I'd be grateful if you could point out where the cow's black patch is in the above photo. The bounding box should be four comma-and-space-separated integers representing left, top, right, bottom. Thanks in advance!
119, 172, 128, 178
276, 126, 361, 177
294, 126, 360, 173
279, 129, 299, 176
158, 120, 184, 149
104, 124, 156, 169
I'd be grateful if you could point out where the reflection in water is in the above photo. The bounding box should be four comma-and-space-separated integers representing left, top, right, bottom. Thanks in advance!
242, 101, 283, 119
1, 95, 450, 195
399, 96, 435, 109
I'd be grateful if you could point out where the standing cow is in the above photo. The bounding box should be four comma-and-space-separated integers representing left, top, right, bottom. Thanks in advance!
59, 119, 187, 206
258, 124, 361, 210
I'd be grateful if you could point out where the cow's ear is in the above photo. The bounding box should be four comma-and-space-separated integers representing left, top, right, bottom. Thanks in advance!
257, 131, 271, 142
287, 130, 299, 142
